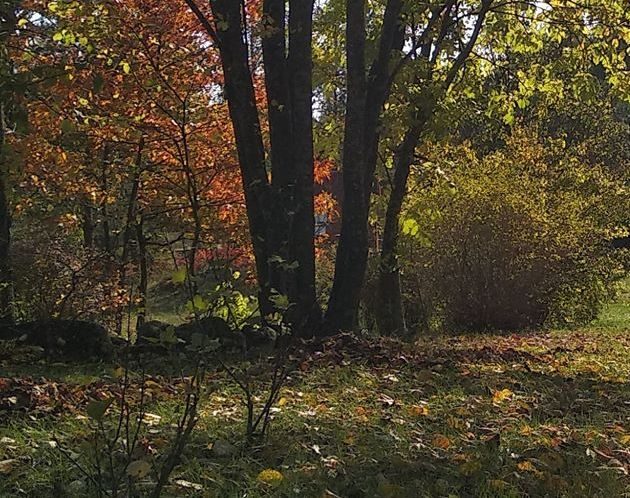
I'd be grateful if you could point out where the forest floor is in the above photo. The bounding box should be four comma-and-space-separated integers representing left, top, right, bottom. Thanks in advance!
1, 282, 629, 497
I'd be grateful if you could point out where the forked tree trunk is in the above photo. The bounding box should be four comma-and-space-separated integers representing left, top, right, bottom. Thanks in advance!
188, 0, 318, 332
325, 0, 403, 332
325, 0, 369, 332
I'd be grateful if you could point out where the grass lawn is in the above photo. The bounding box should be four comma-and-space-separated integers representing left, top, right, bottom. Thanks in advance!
1, 284, 629, 497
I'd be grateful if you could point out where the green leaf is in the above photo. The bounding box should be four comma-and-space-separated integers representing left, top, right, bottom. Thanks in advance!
159, 326, 178, 345
171, 268, 187, 284
121, 61, 131, 74
402, 218, 419, 237
269, 292, 290, 311
93, 73, 104, 93
186, 294, 210, 314
60, 119, 75, 134
86, 398, 114, 421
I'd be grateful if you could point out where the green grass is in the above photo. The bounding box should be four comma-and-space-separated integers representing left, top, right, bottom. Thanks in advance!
1, 288, 629, 497
593, 278, 630, 330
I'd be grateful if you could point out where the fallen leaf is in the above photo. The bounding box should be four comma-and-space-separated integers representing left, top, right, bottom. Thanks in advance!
257, 468, 283, 487
174, 479, 203, 490
0, 459, 17, 475
126, 460, 151, 479
86, 398, 114, 421
492, 388, 514, 403
517, 460, 536, 472
141, 413, 162, 426
432, 434, 451, 449
409, 404, 430, 417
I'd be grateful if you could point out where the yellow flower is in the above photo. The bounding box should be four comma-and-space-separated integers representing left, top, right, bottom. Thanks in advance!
257, 469, 284, 487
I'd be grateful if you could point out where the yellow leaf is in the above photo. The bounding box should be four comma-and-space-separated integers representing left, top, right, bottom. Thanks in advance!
520, 424, 534, 436
620, 434, 630, 445
517, 460, 536, 472
355, 406, 369, 422
409, 404, 430, 417
144, 380, 161, 390
257, 469, 283, 487
492, 388, 514, 403
277, 397, 288, 407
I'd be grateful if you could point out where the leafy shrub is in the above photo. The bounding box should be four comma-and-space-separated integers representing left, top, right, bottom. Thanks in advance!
399, 132, 628, 331
11, 229, 124, 327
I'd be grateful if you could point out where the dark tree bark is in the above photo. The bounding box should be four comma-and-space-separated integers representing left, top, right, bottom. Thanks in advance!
325, 0, 403, 332
135, 216, 148, 331
186, 0, 318, 332
99, 143, 113, 254
81, 200, 95, 248
325, 0, 369, 331
0, 4, 21, 324
287, 0, 318, 331
376, 120, 424, 335
120, 138, 144, 266
117, 139, 144, 335
262, 0, 293, 298
376, 0, 492, 334
204, 0, 273, 314
0, 103, 13, 324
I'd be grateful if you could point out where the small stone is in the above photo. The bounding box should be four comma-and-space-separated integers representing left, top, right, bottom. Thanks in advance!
68, 480, 87, 493
209, 439, 237, 457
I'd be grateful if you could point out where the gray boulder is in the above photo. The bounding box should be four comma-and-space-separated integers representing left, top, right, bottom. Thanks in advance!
0, 320, 113, 361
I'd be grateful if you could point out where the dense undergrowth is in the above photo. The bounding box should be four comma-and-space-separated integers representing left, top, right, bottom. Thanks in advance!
0, 285, 629, 497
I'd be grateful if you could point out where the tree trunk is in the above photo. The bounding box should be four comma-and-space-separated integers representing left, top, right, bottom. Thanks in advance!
376, 123, 423, 335
117, 140, 143, 335
99, 143, 113, 254
262, 0, 292, 298
0, 103, 13, 324
189, 0, 319, 331
81, 199, 95, 248
326, 0, 403, 332
210, 0, 274, 315
135, 216, 148, 331
287, 0, 319, 332
325, 0, 369, 332
376, 1, 491, 334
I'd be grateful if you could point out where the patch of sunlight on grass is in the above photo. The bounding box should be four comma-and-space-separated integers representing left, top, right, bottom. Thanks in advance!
593, 276, 630, 330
